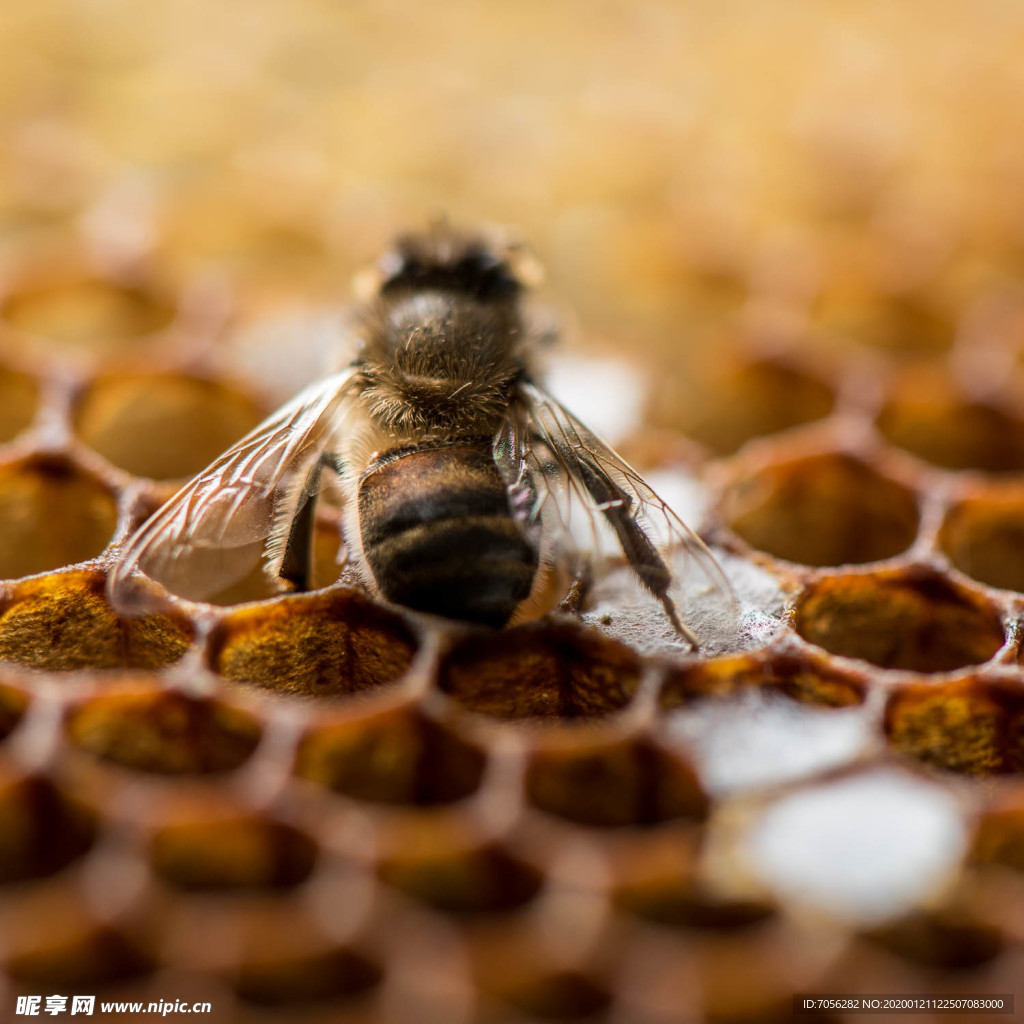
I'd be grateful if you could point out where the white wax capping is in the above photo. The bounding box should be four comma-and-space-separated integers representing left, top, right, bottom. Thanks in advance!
748, 770, 967, 924
584, 546, 786, 657
666, 692, 875, 795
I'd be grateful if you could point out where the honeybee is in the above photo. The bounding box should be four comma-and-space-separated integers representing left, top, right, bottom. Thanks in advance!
110, 227, 731, 648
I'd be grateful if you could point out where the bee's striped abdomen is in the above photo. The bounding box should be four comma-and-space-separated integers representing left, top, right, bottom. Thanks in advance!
357, 441, 537, 627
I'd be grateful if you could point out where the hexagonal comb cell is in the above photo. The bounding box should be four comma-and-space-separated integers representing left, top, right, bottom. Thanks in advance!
233, 945, 381, 1007
222, 907, 381, 1006
612, 830, 773, 929
974, 793, 1024, 870
74, 372, 265, 480
525, 735, 708, 828
2, 890, 153, 988
150, 804, 316, 890
492, 970, 612, 1020
938, 488, 1024, 592
0, 457, 117, 581
67, 687, 262, 774
378, 825, 542, 914
866, 908, 1006, 970
1, 273, 176, 357
877, 370, 1024, 473
295, 706, 486, 805
158, 184, 341, 309
723, 452, 919, 567
648, 354, 835, 456
438, 623, 642, 719
794, 569, 1004, 672
0, 367, 39, 443
0, 571, 192, 670
0, 682, 29, 740
6, 930, 153, 990
884, 678, 1024, 774
210, 589, 417, 696
620, 879, 774, 933
661, 651, 866, 709
813, 273, 953, 355
0, 772, 95, 882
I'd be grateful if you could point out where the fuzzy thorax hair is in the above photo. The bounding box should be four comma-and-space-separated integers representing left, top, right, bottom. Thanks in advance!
356, 288, 529, 437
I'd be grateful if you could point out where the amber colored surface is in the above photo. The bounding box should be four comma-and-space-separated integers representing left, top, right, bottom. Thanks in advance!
439, 621, 642, 718
74, 372, 266, 480
1, 0, 1024, 1019
295, 707, 486, 806
3, 279, 177, 354
210, 589, 418, 696
0, 460, 118, 580
0, 571, 192, 670
794, 569, 1005, 672
723, 451, 920, 567
67, 687, 263, 774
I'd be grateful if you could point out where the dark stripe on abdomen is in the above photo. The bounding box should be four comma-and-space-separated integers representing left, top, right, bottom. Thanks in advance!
358, 442, 537, 627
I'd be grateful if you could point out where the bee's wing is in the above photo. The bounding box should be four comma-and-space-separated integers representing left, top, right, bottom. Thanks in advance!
109, 369, 359, 612
498, 380, 736, 648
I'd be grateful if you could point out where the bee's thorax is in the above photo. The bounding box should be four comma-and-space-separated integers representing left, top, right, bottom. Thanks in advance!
357, 288, 528, 436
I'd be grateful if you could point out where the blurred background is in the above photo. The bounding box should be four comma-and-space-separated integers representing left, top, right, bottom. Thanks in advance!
3, 0, 1024, 385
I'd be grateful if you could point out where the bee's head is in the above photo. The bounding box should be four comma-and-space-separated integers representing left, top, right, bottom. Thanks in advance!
357, 225, 543, 304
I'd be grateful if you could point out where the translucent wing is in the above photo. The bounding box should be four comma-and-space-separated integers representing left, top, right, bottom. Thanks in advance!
109, 369, 359, 612
498, 380, 737, 648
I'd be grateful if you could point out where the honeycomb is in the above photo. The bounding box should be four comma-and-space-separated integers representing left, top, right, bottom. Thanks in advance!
3, 1, 1024, 1022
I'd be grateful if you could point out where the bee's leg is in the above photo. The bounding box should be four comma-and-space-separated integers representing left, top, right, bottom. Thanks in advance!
278, 453, 344, 590
558, 557, 593, 617
574, 458, 700, 650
